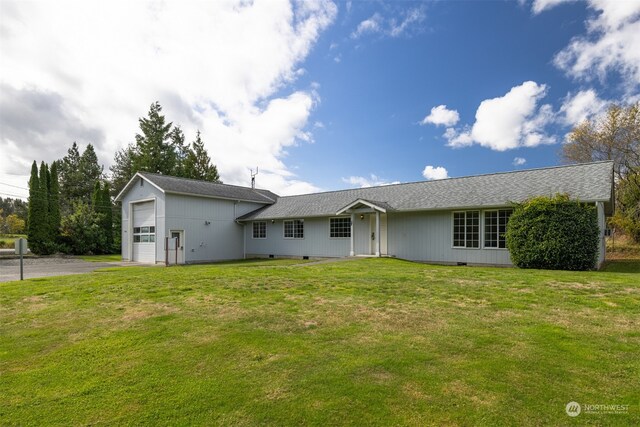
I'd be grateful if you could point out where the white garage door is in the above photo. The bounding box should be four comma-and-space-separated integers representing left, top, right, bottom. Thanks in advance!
132, 201, 156, 263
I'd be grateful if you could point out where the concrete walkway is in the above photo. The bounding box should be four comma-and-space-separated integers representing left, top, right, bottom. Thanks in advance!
0, 257, 144, 282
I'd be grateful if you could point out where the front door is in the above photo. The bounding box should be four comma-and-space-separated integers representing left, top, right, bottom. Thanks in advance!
170, 230, 185, 264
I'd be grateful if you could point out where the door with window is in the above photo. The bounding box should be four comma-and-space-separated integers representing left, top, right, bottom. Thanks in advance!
170, 230, 185, 264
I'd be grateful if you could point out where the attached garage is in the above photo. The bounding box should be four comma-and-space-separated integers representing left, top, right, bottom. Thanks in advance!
131, 200, 156, 263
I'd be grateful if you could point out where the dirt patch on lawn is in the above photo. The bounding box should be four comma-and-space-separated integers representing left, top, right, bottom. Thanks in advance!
121, 301, 179, 321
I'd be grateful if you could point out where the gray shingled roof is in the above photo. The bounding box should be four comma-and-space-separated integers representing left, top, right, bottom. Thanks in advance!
238, 161, 614, 220
137, 172, 278, 204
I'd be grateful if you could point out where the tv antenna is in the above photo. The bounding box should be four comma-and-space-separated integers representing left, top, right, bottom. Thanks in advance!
250, 167, 259, 189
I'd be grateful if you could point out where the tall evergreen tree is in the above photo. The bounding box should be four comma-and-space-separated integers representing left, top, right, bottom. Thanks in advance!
58, 142, 104, 211
101, 182, 114, 250
58, 142, 83, 212
170, 125, 189, 177
110, 144, 136, 197
92, 181, 101, 209
80, 144, 104, 185
184, 130, 221, 182
27, 161, 41, 241
133, 102, 174, 174
49, 161, 61, 241
39, 162, 49, 235
27, 161, 50, 254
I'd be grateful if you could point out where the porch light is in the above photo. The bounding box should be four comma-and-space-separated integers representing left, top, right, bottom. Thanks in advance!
360, 214, 364, 220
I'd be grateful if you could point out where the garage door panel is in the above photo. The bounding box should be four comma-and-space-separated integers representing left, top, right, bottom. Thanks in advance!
132, 201, 156, 263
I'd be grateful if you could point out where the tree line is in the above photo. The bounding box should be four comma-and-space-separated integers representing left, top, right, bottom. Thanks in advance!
562, 102, 640, 243
26, 102, 220, 255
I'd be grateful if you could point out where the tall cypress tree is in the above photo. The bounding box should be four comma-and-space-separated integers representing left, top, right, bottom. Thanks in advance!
27, 161, 40, 241
39, 162, 49, 238
92, 181, 102, 209
101, 182, 114, 250
27, 161, 48, 253
49, 161, 61, 241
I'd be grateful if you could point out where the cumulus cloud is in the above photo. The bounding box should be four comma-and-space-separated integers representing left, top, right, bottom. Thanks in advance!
535, 0, 640, 88
443, 81, 556, 151
513, 157, 527, 166
559, 89, 608, 126
422, 166, 449, 180
342, 174, 400, 188
351, 7, 425, 39
421, 105, 460, 127
0, 0, 337, 197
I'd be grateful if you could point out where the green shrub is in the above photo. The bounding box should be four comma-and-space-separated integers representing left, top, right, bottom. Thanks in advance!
506, 194, 599, 270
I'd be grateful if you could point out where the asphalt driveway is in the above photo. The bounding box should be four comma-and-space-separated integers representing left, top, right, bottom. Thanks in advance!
0, 257, 144, 282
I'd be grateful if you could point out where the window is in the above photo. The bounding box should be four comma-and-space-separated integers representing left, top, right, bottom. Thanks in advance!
453, 211, 479, 248
253, 221, 266, 239
484, 209, 512, 248
330, 217, 351, 238
133, 226, 155, 243
284, 219, 304, 239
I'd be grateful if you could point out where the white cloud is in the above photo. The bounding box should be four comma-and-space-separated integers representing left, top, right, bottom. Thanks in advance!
421, 105, 460, 127
559, 89, 608, 126
513, 157, 527, 166
351, 7, 425, 39
536, 0, 640, 88
0, 0, 337, 197
531, 0, 574, 14
444, 81, 556, 151
342, 174, 400, 188
390, 8, 426, 37
351, 13, 383, 38
422, 166, 449, 180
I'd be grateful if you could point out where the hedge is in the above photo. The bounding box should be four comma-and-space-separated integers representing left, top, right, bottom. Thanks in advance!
506, 194, 599, 270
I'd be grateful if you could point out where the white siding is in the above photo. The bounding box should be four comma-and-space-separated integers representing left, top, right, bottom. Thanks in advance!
387, 210, 512, 265
246, 217, 351, 258
120, 177, 165, 263
165, 194, 265, 263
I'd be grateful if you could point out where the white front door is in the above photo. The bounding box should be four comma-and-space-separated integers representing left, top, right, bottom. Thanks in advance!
170, 230, 185, 264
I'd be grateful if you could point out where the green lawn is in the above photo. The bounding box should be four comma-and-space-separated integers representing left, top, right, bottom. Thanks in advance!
1, 258, 638, 426
78, 254, 123, 262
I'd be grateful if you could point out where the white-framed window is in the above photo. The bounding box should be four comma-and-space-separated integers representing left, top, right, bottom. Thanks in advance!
253, 221, 266, 239
484, 209, 512, 248
133, 226, 155, 243
330, 217, 351, 238
283, 219, 304, 239
453, 211, 479, 248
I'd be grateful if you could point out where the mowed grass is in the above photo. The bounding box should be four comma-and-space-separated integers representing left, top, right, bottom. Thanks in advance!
1, 258, 638, 426
78, 254, 124, 262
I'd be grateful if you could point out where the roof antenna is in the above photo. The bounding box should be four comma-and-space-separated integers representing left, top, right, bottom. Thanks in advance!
250, 167, 259, 189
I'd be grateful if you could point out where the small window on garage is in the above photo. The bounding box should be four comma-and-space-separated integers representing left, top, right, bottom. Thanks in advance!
253, 221, 267, 239
133, 226, 155, 243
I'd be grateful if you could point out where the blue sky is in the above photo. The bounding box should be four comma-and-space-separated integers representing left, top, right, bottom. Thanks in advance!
1, 0, 639, 198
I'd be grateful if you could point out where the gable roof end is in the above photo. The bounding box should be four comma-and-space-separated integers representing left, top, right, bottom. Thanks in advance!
115, 172, 279, 204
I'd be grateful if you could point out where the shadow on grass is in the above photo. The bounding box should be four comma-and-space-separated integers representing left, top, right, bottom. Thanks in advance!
601, 259, 640, 273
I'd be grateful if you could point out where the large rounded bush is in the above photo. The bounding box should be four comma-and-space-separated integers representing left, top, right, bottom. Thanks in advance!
506, 194, 599, 270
